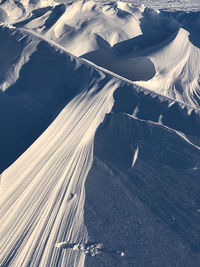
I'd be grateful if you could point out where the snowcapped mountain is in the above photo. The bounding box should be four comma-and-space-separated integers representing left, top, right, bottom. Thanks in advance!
0, 1, 200, 266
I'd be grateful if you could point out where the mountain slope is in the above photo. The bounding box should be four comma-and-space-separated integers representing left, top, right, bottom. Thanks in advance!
0, 53, 120, 265
0, 1, 200, 267
85, 113, 200, 267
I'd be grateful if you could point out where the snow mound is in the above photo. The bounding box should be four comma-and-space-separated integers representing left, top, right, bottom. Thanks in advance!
136, 27, 200, 108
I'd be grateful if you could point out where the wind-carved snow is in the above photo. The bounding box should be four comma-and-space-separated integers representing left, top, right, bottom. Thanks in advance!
0, 78, 120, 267
0, 1, 200, 266
0, 37, 39, 92
135, 28, 200, 108
131, 146, 139, 168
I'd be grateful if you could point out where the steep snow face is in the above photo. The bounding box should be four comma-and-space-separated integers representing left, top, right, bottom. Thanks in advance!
1, 1, 200, 105
0, 27, 39, 92
0, 72, 120, 266
1, 1, 200, 267
84, 112, 200, 267
136, 28, 200, 108
7, 0, 198, 108
0, 24, 112, 173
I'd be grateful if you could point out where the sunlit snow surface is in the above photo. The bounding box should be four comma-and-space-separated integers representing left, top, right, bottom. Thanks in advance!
132, 0, 200, 11
0, 0, 200, 267
0, 77, 119, 266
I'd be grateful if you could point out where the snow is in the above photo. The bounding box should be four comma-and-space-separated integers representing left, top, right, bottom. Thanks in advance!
136, 27, 200, 108
0, 72, 120, 266
131, 145, 139, 167
0, 0, 200, 266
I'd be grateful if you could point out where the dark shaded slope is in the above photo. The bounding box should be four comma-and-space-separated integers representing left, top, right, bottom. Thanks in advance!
0, 27, 108, 173
112, 84, 200, 143
85, 112, 200, 267
84, 79, 200, 266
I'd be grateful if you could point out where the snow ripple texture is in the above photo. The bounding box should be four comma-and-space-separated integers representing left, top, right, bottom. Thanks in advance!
0, 79, 119, 266
0, 0, 200, 266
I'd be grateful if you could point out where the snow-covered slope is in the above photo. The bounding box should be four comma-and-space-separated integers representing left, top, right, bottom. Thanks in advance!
1, 0, 199, 108
1, 1, 200, 267
85, 112, 200, 267
136, 27, 200, 108
0, 70, 120, 266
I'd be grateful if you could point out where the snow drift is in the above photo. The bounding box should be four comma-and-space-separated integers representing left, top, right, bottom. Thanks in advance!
0, 1, 200, 267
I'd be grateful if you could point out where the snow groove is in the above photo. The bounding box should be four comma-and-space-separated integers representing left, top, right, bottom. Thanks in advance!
0, 78, 120, 267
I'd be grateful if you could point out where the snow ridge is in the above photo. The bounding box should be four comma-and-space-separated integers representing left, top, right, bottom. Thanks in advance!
0, 1, 200, 266
0, 78, 119, 266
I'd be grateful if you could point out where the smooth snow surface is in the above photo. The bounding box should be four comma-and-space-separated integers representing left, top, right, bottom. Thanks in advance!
136, 27, 200, 107
1, 0, 200, 267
